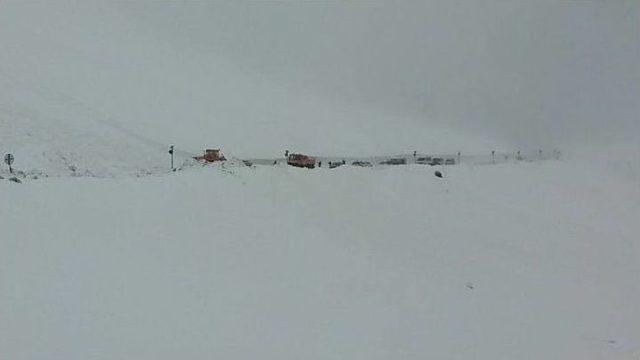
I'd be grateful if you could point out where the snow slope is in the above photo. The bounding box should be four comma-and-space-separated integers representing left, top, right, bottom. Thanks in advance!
1, 161, 639, 360
0, 73, 171, 178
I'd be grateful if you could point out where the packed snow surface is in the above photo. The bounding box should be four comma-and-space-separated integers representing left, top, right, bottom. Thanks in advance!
1, 161, 639, 360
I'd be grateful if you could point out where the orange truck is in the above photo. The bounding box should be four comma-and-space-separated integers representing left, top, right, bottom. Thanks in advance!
194, 149, 227, 163
287, 153, 316, 169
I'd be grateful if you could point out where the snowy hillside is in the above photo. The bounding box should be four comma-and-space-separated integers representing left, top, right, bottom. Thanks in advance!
2, 162, 640, 359
0, 73, 172, 178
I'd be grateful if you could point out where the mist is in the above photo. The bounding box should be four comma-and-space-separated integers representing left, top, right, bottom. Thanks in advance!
1, 0, 638, 156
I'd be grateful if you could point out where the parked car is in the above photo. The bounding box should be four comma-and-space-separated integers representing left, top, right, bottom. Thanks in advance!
329, 161, 344, 169
428, 158, 444, 166
444, 158, 456, 165
380, 158, 407, 165
415, 156, 432, 165
352, 161, 373, 167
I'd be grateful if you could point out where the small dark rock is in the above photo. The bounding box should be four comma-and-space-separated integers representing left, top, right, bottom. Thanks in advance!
465, 282, 475, 290
435, 170, 443, 178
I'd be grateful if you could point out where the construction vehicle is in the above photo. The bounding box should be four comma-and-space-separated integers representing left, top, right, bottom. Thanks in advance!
194, 149, 227, 163
287, 153, 316, 169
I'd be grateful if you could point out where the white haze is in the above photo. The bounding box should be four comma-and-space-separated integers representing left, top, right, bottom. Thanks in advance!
1, 1, 637, 157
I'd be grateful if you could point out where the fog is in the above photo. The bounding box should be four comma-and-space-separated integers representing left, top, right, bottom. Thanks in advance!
1, 1, 638, 156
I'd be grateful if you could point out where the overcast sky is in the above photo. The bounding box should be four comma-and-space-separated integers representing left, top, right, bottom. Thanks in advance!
1, 1, 638, 155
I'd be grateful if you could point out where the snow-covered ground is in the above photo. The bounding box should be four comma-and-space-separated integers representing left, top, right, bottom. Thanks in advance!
2, 160, 639, 360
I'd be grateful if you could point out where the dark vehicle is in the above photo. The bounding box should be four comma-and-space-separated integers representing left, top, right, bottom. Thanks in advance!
352, 161, 373, 167
444, 158, 456, 165
415, 156, 432, 165
380, 158, 407, 165
329, 162, 344, 169
287, 153, 316, 169
428, 158, 444, 166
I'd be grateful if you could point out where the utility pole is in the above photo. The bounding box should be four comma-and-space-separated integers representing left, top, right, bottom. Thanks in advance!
168, 145, 174, 171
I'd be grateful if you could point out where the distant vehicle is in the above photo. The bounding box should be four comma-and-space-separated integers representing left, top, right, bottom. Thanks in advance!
242, 160, 253, 167
415, 156, 432, 165
380, 158, 406, 165
329, 162, 344, 169
428, 158, 444, 166
194, 149, 226, 163
444, 158, 456, 165
287, 153, 316, 169
352, 161, 373, 167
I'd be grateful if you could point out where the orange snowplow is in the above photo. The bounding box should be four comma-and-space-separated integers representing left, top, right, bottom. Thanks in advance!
287, 153, 316, 169
194, 149, 227, 163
